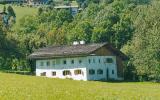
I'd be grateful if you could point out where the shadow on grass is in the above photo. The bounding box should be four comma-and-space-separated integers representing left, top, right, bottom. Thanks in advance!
0, 70, 35, 76
98, 80, 140, 83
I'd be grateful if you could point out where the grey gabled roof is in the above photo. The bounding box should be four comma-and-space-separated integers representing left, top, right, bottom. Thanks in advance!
28, 42, 127, 60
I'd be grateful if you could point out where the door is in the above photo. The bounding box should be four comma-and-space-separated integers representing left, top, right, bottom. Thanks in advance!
106, 68, 109, 80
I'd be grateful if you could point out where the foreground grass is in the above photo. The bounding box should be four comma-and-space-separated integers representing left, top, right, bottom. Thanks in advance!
0, 73, 160, 100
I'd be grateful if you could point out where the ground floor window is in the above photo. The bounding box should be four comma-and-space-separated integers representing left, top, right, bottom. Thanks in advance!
97, 69, 103, 75
89, 69, 95, 75
74, 69, 82, 75
40, 72, 46, 76
63, 70, 71, 76
52, 72, 56, 76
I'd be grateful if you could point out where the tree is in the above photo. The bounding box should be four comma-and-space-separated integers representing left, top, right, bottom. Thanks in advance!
3, 6, 6, 13
122, 0, 160, 81
38, 7, 43, 15
7, 6, 16, 17
68, 21, 93, 43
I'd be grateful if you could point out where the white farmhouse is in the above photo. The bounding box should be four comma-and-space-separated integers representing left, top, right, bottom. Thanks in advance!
28, 42, 127, 81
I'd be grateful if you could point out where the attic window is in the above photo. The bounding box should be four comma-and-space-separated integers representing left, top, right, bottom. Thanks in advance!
106, 58, 113, 63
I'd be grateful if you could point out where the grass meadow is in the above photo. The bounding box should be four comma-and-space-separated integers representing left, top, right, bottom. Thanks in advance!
0, 72, 160, 100
0, 4, 37, 23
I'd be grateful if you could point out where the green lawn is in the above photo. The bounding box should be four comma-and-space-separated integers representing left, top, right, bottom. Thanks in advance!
0, 5, 37, 23
0, 73, 160, 100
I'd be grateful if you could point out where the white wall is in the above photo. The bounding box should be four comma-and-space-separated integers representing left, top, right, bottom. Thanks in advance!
35, 56, 119, 81
36, 68, 87, 81
71, 7, 78, 16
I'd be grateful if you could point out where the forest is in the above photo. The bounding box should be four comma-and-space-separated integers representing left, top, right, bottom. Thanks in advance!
0, 0, 159, 81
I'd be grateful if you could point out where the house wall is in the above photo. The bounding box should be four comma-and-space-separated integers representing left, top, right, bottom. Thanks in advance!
36, 57, 88, 80
36, 55, 119, 81
86, 56, 117, 80
36, 68, 87, 81
93, 46, 124, 79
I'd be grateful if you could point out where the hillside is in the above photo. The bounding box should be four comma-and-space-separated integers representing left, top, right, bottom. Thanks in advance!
0, 72, 160, 100
0, 5, 37, 23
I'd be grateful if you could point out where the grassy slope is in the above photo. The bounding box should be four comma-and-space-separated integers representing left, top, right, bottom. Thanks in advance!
0, 73, 160, 100
0, 5, 37, 23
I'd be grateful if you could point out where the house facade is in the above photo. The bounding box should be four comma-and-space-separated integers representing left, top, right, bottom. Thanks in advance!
29, 42, 127, 81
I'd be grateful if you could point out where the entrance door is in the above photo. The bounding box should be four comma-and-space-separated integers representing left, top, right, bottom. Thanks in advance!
106, 68, 109, 80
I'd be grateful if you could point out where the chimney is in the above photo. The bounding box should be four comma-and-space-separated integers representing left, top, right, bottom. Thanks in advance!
73, 41, 79, 45
80, 40, 85, 45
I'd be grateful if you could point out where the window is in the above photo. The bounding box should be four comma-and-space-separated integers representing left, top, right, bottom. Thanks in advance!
79, 60, 82, 64
88, 59, 91, 64
97, 69, 103, 75
112, 70, 114, 74
106, 58, 113, 63
40, 72, 46, 76
63, 60, 67, 64
89, 69, 95, 75
74, 69, 82, 75
46, 61, 50, 66
71, 60, 74, 64
52, 72, 56, 76
63, 70, 71, 76
52, 60, 56, 66
56, 59, 60, 65
99, 59, 101, 63
40, 62, 44, 66
93, 59, 95, 63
